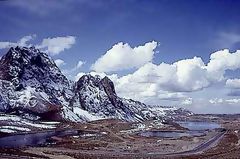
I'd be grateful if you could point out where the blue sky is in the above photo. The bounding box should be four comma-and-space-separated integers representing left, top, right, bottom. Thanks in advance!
1, 0, 240, 113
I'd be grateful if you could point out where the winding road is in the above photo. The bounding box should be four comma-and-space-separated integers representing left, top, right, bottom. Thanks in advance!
165, 130, 226, 156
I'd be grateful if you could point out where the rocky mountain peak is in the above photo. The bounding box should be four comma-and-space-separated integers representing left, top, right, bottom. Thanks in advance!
100, 76, 117, 96
75, 75, 117, 104
0, 46, 69, 91
75, 74, 101, 91
0, 46, 73, 120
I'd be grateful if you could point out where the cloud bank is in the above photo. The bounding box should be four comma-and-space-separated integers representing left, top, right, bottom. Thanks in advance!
114, 49, 240, 99
83, 47, 240, 107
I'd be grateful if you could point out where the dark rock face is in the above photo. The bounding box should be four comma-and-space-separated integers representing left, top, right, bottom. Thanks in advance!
0, 46, 71, 104
0, 47, 72, 120
0, 46, 192, 122
101, 76, 117, 99
74, 74, 118, 116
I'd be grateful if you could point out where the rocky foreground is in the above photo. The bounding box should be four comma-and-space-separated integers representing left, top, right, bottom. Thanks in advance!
0, 114, 239, 159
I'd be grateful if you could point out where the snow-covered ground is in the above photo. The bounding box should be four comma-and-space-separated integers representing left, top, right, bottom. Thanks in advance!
73, 107, 103, 121
0, 114, 59, 133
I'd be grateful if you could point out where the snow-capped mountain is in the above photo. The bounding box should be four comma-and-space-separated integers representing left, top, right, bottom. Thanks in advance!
0, 46, 192, 122
0, 46, 73, 120
71, 75, 150, 122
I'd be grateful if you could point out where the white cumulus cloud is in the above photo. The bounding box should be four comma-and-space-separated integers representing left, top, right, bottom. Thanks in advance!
91, 41, 158, 72
226, 78, 240, 89
0, 35, 36, 49
0, 35, 76, 56
37, 36, 76, 56
112, 57, 209, 97
207, 49, 240, 81
93, 49, 240, 105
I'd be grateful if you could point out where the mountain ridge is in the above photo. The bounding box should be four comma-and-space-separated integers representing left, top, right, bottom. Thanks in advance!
0, 46, 192, 122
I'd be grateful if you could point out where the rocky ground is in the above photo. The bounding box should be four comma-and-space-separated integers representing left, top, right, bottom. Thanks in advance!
0, 114, 239, 159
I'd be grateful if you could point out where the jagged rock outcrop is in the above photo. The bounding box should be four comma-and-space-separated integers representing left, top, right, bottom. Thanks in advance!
0, 46, 72, 120
72, 74, 149, 121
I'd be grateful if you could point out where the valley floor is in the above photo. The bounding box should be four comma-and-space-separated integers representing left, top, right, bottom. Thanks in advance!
0, 114, 240, 159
